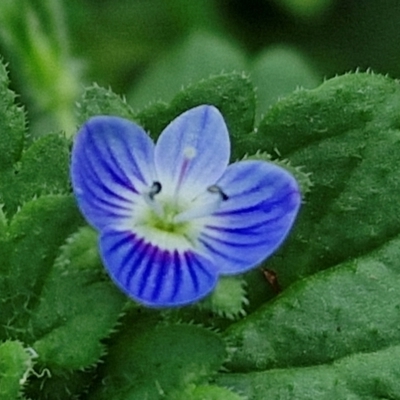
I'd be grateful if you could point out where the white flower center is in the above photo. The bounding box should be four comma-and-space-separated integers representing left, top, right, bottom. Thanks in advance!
128, 146, 229, 252
131, 180, 227, 252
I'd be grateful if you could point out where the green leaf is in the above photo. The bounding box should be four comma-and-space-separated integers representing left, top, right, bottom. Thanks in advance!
1, 133, 70, 215
31, 226, 126, 371
217, 345, 400, 399
0, 58, 25, 172
25, 369, 93, 400
0, 195, 84, 340
78, 73, 256, 160
90, 323, 226, 400
128, 31, 247, 108
136, 72, 257, 160
224, 234, 400, 373
0, 340, 33, 399
199, 277, 248, 320
77, 83, 136, 125
256, 72, 400, 284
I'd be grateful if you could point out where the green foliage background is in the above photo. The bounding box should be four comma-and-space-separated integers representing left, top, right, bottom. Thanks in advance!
1, 1, 400, 399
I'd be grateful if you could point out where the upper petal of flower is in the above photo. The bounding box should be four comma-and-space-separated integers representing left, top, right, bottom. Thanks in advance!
200, 160, 301, 274
71, 116, 156, 231
154, 105, 230, 200
100, 229, 218, 307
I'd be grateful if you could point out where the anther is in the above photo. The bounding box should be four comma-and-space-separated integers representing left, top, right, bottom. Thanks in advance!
207, 185, 229, 201
148, 181, 162, 200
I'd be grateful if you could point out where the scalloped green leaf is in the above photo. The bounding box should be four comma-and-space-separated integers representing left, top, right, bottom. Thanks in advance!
256, 72, 400, 285
224, 234, 400, 373
0, 340, 33, 399
199, 276, 248, 320
0, 58, 25, 172
1, 133, 70, 215
77, 84, 136, 125
0, 195, 84, 341
30, 226, 126, 372
90, 324, 226, 400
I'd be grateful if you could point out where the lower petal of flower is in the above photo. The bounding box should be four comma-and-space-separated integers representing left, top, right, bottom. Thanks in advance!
99, 229, 218, 307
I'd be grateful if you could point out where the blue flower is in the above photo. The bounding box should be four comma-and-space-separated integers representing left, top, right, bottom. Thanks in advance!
71, 105, 300, 307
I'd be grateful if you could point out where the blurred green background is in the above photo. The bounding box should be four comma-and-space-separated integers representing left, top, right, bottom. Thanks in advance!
1, 0, 400, 136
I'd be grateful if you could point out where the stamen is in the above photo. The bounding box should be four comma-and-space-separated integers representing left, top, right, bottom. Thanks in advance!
143, 181, 163, 216
173, 184, 228, 223
207, 185, 229, 201
148, 181, 162, 200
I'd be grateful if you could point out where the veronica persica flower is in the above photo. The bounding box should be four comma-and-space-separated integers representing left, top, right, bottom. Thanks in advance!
71, 105, 300, 307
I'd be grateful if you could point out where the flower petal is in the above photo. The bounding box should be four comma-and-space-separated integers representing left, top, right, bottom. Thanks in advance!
154, 105, 230, 199
200, 160, 301, 274
71, 116, 156, 231
99, 229, 218, 307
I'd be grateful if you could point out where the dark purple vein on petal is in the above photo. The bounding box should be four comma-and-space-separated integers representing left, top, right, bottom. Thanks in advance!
136, 244, 159, 298
171, 250, 182, 301
184, 252, 200, 293
200, 231, 273, 249
83, 143, 138, 194
198, 237, 245, 265
77, 170, 134, 214
215, 190, 297, 217
205, 215, 283, 234
79, 149, 136, 203
187, 252, 215, 281
102, 139, 145, 191
151, 250, 171, 302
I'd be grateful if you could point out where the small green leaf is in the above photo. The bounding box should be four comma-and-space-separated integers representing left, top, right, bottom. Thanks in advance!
77, 84, 136, 125
200, 277, 248, 320
0, 340, 34, 399
90, 324, 226, 400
